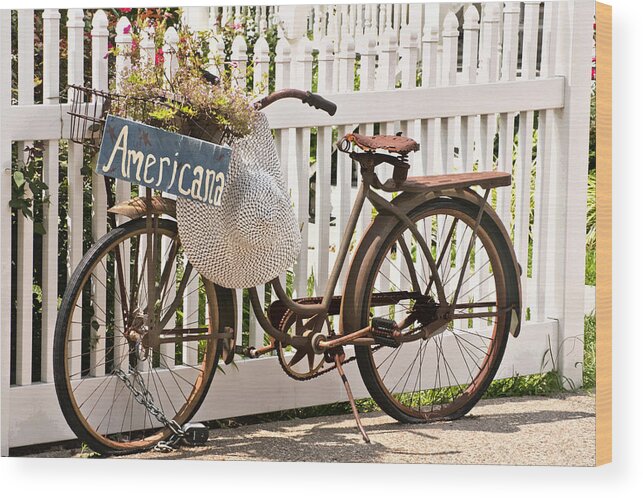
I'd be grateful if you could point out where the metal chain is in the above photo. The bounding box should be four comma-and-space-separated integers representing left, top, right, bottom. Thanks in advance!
113, 368, 186, 452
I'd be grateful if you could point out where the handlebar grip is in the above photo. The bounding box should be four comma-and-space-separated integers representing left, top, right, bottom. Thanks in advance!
303, 91, 337, 116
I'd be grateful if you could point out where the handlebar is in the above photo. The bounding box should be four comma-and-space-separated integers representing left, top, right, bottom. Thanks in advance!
254, 89, 337, 116
199, 70, 337, 116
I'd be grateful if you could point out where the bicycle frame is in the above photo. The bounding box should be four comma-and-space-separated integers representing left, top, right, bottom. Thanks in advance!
246, 169, 493, 350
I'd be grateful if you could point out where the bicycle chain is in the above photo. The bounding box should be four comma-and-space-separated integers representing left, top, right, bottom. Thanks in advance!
113, 368, 185, 452
275, 333, 383, 381
276, 307, 385, 381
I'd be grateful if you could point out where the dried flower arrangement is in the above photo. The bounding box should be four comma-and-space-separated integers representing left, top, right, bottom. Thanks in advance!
108, 11, 257, 143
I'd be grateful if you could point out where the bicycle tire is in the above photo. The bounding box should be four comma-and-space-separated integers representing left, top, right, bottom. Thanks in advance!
54, 218, 228, 455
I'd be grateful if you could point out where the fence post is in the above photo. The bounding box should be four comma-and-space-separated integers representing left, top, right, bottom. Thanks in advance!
551, 0, 594, 388
0, 8, 11, 458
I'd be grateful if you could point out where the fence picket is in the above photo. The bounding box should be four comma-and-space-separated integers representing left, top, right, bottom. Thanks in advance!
66, 8, 85, 380
476, 4, 501, 303
314, 37, 334, 295
532, 1, 559, 322
113, 16, 132, 371
335, 32, 355, 292
420, 25, 439, 176
15, 9, 35, 386
438, 12, 459, 298
374, 26, 397, 297
0, 7, 11, 456
250, 28, 269, 341
356, 30, 377, 238
253, 35, 270, 95
514, 1, 541, 321
88, 10, 109, 378
231, 35, 248, 89
293, 38, 313, 298
40, 8, 61, 383
460, 5, 479, 174
497, 2, 521, 230
398, 25, 419, 293
180, 5, 200, 367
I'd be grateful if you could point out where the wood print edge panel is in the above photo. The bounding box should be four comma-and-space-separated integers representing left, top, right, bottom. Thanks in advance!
596, 0, 612, 467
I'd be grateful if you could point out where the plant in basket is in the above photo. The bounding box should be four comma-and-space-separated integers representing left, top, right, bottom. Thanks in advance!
108, 15, 257, 144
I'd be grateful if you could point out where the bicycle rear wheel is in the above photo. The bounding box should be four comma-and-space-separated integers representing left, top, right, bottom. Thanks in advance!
350, 197, 518, 423
54, 217, 229, 455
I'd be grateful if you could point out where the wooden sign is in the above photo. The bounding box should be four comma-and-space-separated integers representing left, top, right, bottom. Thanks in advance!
96, 115, 231, 206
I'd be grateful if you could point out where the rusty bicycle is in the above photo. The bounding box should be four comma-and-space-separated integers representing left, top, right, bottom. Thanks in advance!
53, 84, 522, 455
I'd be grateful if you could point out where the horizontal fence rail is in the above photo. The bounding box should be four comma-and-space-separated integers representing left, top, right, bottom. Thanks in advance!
0, 1, 593, 453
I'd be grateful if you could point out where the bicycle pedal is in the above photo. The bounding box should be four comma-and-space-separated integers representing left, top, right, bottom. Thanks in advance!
371, 317, 400, 348
181, 422, 209, 446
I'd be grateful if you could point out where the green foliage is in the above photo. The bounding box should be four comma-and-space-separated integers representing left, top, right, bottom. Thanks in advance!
585, 169, 596, 285
9, 144, 50, 234
109, 11, 257, 139
583, 312, 596, 389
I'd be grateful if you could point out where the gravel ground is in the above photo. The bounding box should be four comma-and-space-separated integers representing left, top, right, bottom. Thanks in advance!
26, 392, 595, 466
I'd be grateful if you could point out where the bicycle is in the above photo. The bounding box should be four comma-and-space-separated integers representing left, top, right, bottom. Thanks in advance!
54, 84, 522, 455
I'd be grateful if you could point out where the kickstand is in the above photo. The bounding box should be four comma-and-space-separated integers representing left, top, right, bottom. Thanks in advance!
334, 353, 371, 444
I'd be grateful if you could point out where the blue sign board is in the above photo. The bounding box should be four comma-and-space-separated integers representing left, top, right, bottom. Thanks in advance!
96, 115, 231, 206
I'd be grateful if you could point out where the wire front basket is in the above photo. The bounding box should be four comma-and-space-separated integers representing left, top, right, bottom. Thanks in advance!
67, 84, 231, 151
67, 84, 114, 151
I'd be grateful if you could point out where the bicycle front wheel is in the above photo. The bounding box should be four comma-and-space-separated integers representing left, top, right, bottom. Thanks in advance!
54, 217, 227, 455
351, 197, 518, 423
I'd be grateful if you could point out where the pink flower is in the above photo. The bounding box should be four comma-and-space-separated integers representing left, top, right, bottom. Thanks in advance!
119, 8, 132, 13
591, 56, 596, 81
123, 24, 131, 35
155, 47, 164, 65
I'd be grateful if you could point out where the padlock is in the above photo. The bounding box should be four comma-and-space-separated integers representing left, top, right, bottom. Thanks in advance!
181, 422, 209, 446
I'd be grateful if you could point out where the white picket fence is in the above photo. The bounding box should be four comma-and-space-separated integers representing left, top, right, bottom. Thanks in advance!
0, 1, 593, 454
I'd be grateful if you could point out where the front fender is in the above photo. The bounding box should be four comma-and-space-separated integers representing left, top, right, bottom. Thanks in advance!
107, 195, 176, 220
107, 197, 239, 360
341, 188, 522, 337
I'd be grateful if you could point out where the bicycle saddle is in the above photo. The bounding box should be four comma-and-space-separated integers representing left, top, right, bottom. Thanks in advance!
342, 133, 420, 155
